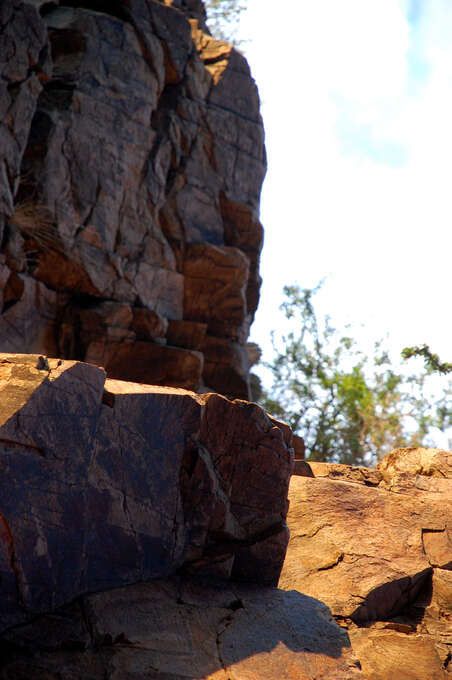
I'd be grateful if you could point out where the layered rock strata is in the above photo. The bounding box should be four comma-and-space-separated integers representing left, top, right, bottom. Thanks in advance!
0, 0, 266, 399
0, 353, 292, 633
282, 447, 452, 679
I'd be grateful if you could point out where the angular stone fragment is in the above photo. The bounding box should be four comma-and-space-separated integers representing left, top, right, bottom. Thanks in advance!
420, 567, 452, 663
307, 461, 383, 486
166, 318, 207, 350
293, 459, 314, 477
0, 263, 61, 356
202, 335, 251, 400
0, 353, 292, 632
280, 453, 452, 621
292, 433, 306, 459
91, 341, 204, 391
378, 446, 452, 480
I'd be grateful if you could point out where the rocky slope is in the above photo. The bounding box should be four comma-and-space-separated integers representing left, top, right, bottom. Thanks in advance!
3, 445, 452, 680
1, 354, 452, 678
0, 575, 363, 679
0, 0, 265, 399
0, 350, 357, 678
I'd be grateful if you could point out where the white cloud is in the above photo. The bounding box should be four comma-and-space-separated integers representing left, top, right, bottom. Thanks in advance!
239, 0, 452, 364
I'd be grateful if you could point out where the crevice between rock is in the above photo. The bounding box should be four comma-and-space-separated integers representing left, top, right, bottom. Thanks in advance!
349, 567, 433, 628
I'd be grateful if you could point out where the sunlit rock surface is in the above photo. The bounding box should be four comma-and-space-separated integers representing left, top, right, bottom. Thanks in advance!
282, 447, 452, 679
0, 0, 265, 399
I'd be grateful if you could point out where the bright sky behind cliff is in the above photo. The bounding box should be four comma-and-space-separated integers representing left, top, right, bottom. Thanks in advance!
235, 0, 452, 365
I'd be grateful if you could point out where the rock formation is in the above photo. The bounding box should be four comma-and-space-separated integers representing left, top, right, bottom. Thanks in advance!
0, 576, 363, 679
3, 372, 452, 680
3, 2, 452, 679
282, 447, 452, 679
0, 353, 292, 633
0, 354, 367, 680
0, 0, 265, 399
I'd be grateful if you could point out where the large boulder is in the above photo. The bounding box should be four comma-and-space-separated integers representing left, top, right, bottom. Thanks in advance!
0, 353, 292, 632
282, 448, 452, 679
0, 0, 266, 400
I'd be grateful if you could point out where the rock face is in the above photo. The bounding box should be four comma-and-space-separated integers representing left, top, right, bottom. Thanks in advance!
0, 575, 363, 680
3, 357, 452, 678
0, 353, 292, 633
0, 0, 266, 400
282, 448, 452, 679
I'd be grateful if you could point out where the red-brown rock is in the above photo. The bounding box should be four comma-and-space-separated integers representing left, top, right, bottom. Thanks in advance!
0, 0, 51, 238
0, 353, 292, 633
0, 575, 363, 680
0, 0, 266, 399
281, 448, 452, 679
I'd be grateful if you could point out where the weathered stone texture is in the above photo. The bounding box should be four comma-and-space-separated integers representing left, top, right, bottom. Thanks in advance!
0, 576, 363, 680
0, 0, 266, 399
281, 447, 452, 679
0, 353, 292, 633
0, 0, 51, 234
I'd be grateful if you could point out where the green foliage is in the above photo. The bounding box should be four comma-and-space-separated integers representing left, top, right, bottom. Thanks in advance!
204, 0, 246, 45
259, 284, 452, 465
402, 344, 452, 375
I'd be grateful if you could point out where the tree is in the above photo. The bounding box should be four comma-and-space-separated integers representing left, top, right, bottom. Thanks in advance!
402, 344, 452, 375
204, 0, 246, 44
259, 284, 452, 465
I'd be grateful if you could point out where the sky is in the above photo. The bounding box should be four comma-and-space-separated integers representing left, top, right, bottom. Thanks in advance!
234, 0, 452, 372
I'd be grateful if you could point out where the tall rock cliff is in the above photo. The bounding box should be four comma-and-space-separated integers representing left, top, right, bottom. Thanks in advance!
0, 0, 266, 399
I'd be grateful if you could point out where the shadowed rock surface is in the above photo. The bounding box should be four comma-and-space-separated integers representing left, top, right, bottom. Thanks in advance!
282, 447, 452, 679
0, 352, 369, 680
0, 353, 292, 633
0, 0, 265, 399
0, 575, 363, 679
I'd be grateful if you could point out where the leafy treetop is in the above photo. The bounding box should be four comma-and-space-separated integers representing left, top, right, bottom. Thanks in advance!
259, 284, 452, 465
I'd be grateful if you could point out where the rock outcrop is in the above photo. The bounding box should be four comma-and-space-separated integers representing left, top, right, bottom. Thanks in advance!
0, 574, 365, 680
282, 448, 452, 679
5, 3, 452, 679
2, 354, 452, 678
0, 353, 292, 633
0, 0, 266, 399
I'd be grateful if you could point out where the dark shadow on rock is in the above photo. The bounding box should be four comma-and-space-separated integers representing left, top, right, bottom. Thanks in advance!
220, 584, 353, 660
0, 356, 200, 631
0, 577, 357, 679
0, 355, 292, 639
350, 567, 433, 623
